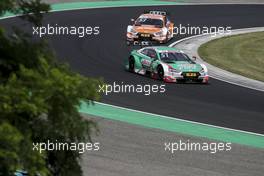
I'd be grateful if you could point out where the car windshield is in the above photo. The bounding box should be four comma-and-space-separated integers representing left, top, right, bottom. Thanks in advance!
135, 18, 163, 28
159, 51, 193, 63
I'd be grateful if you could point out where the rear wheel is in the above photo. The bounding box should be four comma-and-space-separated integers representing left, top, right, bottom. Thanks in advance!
157, 65, 164, 80
128, 56, 135, 72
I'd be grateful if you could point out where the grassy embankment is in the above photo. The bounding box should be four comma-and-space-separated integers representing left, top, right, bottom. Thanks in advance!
199, 32, 264, 82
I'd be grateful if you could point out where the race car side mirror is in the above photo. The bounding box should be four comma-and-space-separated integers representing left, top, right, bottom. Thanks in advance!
192, 56, 197, 61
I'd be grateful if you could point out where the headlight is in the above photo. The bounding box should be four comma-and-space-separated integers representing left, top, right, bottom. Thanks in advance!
169, 67, 181, 73
154, 28, 167, 36
200, 68, 205, 73
130, 28, 137, 34
199, 64, 208, 76
199, 67, 208, 76
154, 31, 163, 36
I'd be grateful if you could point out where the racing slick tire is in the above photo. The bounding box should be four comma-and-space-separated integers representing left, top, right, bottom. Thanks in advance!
157, 65, 164, 80
128, 56, 135, 72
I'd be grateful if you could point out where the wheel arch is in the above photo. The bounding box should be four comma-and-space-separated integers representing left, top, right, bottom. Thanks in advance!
157, 62, 169, 75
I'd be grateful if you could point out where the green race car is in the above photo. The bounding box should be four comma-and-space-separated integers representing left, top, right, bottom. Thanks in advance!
125, 46, 209, 83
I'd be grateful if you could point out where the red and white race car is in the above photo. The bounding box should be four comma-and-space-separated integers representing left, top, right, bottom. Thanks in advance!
126, 11, 174, 45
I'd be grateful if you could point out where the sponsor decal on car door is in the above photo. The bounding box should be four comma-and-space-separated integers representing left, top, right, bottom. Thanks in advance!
141, 58, 152, 69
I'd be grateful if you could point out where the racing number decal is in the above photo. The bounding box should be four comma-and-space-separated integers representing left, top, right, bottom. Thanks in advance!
160, 52, 169, 58
133, 41, 150, 46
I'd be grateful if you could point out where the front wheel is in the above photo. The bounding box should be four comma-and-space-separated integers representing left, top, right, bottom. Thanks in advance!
157, 65, 164, 81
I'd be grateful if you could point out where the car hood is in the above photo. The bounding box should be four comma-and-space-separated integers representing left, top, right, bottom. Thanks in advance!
134, 25, 161, 33
167, 61, 202, 72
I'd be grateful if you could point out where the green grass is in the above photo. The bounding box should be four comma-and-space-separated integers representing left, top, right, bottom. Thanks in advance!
198, 32, 264, 82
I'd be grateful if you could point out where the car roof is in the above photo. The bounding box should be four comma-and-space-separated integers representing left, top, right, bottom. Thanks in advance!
152, 46, 182, 52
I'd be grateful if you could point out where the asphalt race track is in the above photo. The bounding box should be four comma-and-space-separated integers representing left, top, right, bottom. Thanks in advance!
1, 5, 264, 134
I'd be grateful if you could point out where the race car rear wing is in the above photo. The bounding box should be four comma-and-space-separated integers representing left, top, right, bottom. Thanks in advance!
146, 10, 167, 16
